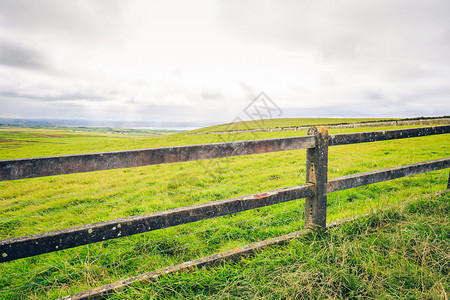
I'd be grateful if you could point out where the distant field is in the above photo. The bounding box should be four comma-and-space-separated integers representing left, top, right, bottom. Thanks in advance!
58, 126, 181, 136
0, 123, 442, 159
0, 126, 182, 159
0, 120, 448, 299
187, 116, 449, 134
187, 117, 393, 134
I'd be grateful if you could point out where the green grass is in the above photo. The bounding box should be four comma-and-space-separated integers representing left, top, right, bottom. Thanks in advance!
0, 125, 181, 136
0, 120, 448, 299
188, 116, 449, 134
0, 124, 442, 159
0, 127, 182, 159
114, 193, 449, 299
187, 117, 393, 134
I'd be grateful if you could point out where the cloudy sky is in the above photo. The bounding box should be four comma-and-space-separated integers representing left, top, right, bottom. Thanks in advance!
0, 0, 449, 124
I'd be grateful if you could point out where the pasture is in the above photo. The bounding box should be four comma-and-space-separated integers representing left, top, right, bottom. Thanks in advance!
0, 119, 448, 299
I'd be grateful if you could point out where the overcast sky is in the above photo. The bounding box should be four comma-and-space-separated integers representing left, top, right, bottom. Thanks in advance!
0, 0, 449, 124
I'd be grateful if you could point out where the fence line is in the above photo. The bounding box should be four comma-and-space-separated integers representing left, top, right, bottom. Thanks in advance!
61, 178, 448, 300
187, 117, 450, 136
3, 146, 445, 222
0, 125, 448, 263
13, 174, 439, 296
0, 183, 315, 262
1, 205, 304, 284
2, 208, 304, 294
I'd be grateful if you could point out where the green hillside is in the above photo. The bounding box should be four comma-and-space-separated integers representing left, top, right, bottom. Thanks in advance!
187, 117, 391, 134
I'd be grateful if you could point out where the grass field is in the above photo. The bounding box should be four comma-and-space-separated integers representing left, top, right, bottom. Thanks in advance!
187, 117, 392, 134
111, 193, 450, 300
0, 119, 449, 299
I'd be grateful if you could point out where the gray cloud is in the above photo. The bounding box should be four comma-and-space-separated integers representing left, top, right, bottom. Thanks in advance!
0, 0, 126, 43
0, 90, 108, 102
239, 82, 259, 102
284, 88, 448, 118
201, 88, 223, 101
0, 1, 448, 123
0, 41, 48, 70
0, 97, 89, 119
219, 0, 450, 119
220, 0, 450, 67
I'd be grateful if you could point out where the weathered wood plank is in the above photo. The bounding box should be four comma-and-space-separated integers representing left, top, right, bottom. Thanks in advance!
328, 157, 450, 193
0, 184, 315, 262
329, 125, 450, 146
0, 136, 315, 181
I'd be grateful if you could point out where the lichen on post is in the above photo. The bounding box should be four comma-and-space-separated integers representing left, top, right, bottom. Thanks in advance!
305, 126, 329, 230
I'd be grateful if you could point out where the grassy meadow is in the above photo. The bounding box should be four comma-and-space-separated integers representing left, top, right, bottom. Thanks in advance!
0, 119, 449, 299
187, 117, 391, 134
111, 193, 450, 300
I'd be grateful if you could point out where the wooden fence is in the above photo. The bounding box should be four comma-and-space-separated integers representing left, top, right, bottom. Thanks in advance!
0, 125, 449, 265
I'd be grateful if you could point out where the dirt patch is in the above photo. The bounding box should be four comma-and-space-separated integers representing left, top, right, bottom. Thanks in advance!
0, 138, 39, 143
0, 139, 18, 143
0, 138, 66, 144
1, 131, 68, 138
28, 133, 67, 138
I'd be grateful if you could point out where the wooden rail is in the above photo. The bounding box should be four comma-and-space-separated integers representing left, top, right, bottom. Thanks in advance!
0, 136, 315, 181
329, 125, 449, 146
327, 158, 450, 192
0, 184, 315, 262
0, 125, 449, 263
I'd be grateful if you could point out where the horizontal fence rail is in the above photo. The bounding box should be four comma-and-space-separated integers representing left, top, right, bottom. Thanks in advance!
1, 157, 448, 263
0, 184, 315, 262
1, 125, 449, 181
329, 125, 450, 146
0, 136, 315, 181
327, 157, 450, 192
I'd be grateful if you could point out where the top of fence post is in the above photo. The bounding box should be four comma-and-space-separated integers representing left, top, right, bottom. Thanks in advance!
305, 126, 329, 230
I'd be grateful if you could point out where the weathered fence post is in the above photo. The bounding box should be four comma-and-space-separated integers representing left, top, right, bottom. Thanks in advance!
305, 126, 329, 230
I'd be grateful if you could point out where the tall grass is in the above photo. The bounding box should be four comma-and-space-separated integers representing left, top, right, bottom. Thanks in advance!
112, 193, 449, 299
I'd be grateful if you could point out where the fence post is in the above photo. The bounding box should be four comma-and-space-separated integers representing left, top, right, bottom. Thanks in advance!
305, 126, 329, 230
